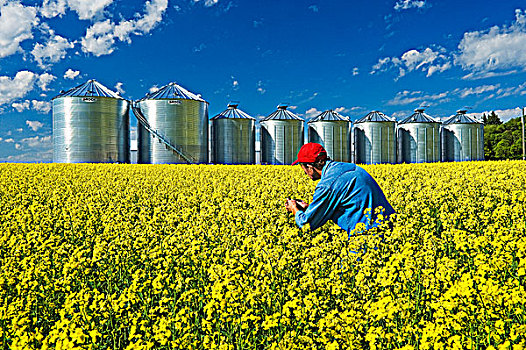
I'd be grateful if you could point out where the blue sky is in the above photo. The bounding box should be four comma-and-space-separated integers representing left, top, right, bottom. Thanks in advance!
1, 0, 526, 162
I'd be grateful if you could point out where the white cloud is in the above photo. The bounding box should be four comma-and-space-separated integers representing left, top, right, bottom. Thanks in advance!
388, 90, 450, 106
0, 2, 38, 58
394, 0, 426, 11
26, 120, 44, 131
457, 84, 500, 98
194, 0, 218, 7
32, 100, 52, 114
372, 47, 452, 78
457, 9, 526, 76
471, 107, 522, 123
0, 71, 38, 105
67, 0, 113, 20
31, 33, 74, 68
37, 73, 56, 91
149, 85, 159, 93
115, 82, 125, 95
40, 0, 67, 18
352, 67, 359, 76
304, 107, 321, 120
257, 80, 266, 94
81, 19, 115, 56
12, 100, 30, 112
4, 138, 15, 143
81, 0, 168, 56
64, 69, 80, 79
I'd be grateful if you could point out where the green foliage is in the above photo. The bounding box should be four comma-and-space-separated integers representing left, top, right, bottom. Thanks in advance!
484, 116, 525, 160
482, 111, 503, 126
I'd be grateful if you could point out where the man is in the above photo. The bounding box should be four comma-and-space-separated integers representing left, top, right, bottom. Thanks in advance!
285, 143, 395, 235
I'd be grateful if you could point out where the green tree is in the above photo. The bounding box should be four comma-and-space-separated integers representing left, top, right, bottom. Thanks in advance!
485, 111, 502, 125
484, 116, 524, 160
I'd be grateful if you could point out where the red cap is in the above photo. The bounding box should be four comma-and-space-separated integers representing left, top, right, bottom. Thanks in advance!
292, 143, 328, 165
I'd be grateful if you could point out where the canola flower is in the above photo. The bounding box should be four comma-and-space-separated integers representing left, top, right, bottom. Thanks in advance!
0, 161, 525, 349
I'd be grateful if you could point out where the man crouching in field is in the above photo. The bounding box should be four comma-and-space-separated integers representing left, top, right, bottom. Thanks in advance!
285, 143, 395, 235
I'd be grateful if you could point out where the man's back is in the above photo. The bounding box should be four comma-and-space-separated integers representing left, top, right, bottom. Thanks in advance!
295, 160, 395, 233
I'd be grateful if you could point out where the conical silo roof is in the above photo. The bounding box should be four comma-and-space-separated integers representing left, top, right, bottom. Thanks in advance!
211, 103, 255, 120
261, 105, 303, 121
355, 111, 393, 123
399, 108, 439, 124
443, 110, 482, 125
308, 109, 349, 123
53, 79, 123, 99
139, 82, 206, 102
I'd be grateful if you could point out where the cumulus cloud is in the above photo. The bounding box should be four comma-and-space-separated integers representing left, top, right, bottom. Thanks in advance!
304, 107, 322, 120
457, 84, 500, 98
37, 73, 56, 91
149, 85, 159, 93
352, 67, 359, 76
32, 100, 52, 114
81, 0, 168, 56
26, 120, 44, 131
0, 71, 38, 105
0, 2, 39, 58
31, 33, 74, 68
194, 0, 219, 7
12, 100, 30, 112
472, 107, 523, 123
388, 90, 451, 106
67, 0, 113, 20
64, 69, 80, 79
115, 82, 125, 95
40, 0, 67, 18
257, 81, 266, 94
372, 47, 452, 78
457, 9, 526, 78
394, 0, 426, 11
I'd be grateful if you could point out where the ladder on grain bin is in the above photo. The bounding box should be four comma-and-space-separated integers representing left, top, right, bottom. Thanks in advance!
131, 104, 197, 164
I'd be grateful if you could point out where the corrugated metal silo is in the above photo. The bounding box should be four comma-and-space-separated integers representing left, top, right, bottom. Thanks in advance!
308, 110, 351, 162
397, 108, 441, 163
52, 79, 130, 163
260, 105, 304, 165
353, 111, 396, 164
133, 82, 209, 164
211, 103, 255, 164
441, 110, 484, 162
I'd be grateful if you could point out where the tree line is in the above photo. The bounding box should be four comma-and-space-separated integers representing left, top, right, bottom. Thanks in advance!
482, 111, 525, 160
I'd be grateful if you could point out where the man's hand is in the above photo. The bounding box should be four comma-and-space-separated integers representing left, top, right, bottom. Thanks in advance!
295, 199, 308, 211
285, 199, 299, 215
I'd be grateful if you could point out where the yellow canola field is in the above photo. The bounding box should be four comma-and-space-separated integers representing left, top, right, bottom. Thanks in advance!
0, 161, 525, 350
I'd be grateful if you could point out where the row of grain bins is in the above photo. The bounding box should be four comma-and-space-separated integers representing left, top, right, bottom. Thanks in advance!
52, 79, 484, 165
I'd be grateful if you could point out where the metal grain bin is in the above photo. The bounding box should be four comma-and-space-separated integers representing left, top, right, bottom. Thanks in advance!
353, 111, 396, 164
308, 110, 351, 162
52, 79, 130, 163
397, 108, 441, 163
211, 103, 255, 164
133, 82, 209, 164
441, 110, 484, 162
260, 105, 304, 165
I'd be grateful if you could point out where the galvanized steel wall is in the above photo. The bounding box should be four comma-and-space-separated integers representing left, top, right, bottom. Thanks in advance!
308, 121, 350, 162
137, 98, 208, 164
397, 123, 440, 163
260, 120, 304, 165
353, 121, 396, 164
212, 118, 255, 164
53, 96, 130, 163
441, 123, 484, 162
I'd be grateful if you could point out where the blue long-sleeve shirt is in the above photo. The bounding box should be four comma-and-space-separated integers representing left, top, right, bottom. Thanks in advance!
295, 161, 395, 234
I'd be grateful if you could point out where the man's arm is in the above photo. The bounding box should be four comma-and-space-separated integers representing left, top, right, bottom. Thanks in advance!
294, 186, 338, 231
